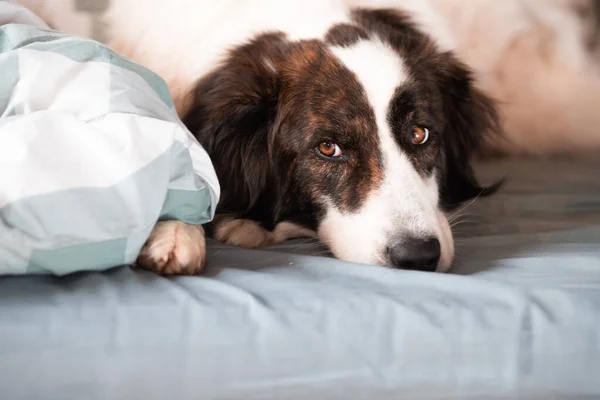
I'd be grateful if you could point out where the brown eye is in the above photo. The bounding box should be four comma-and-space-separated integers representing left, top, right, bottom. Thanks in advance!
411, 126, 430, 145
318, 141, 343, 157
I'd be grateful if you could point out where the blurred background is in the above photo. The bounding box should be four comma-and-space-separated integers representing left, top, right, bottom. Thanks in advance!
10, 0, 111, 41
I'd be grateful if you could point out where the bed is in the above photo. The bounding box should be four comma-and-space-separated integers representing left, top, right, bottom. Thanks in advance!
1, 157, 600, 400
2, 2, 600, 399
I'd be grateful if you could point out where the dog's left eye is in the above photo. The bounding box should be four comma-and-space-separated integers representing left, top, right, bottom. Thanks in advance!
410, 126, 430, 145
318, 141, 343, 157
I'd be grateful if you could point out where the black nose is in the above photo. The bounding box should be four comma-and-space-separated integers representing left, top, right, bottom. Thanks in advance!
387, 237, 441, 272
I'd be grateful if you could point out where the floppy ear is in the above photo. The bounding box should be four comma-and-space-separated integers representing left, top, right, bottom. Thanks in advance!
182, 33, 290, 226
436, 54, 503, 209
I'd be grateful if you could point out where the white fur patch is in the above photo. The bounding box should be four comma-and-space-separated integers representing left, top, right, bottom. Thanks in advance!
325, 39, 453, 270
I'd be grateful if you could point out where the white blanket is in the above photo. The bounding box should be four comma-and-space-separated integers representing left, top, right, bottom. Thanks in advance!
0, 3, 219, 275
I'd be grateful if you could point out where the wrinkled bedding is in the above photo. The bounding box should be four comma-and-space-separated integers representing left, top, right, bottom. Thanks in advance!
1, 157, 599, 400
0, 2, 219, 275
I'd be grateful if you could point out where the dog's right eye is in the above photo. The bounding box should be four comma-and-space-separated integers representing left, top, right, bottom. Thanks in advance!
410, 126, 430, 145
318, 141, 343, 158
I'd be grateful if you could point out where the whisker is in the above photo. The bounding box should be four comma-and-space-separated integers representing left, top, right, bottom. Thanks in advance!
447, 189, 487, 222
450, 219, 479, 229
448, 212, 484, 224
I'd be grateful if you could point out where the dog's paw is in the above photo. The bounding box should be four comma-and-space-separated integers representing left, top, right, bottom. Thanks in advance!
212, 215, 317, 249
135, 221, 207, 276
212, 216, 273, 248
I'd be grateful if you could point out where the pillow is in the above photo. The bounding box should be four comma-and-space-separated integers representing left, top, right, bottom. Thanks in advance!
0, 3, 220, 275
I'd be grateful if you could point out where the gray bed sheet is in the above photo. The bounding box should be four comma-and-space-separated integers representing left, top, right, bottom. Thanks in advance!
1, 157, 600, 400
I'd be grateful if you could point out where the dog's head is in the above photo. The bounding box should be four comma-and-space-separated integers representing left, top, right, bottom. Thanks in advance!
183, 9, 499, 272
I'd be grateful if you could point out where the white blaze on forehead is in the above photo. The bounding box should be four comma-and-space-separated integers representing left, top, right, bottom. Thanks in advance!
331, 39, 407, 126
330, 40, 416, 186
321, 39, 452, 270
329, 40, 426, 205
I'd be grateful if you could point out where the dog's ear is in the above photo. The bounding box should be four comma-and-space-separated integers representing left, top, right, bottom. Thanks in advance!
435, 54, 503, 210
182, 33, 290, 224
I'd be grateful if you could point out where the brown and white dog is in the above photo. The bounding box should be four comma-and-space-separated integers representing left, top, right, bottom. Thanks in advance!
37, 0, 600, 274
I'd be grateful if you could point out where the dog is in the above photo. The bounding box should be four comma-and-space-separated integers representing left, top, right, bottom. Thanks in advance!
103, 0, 600, 274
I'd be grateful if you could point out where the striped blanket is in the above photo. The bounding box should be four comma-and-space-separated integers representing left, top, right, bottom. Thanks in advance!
0, 2, 219, 275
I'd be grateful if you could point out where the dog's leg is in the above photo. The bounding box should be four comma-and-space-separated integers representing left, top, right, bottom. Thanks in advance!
212, 215, 317, 249
136, 221, 206, 275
